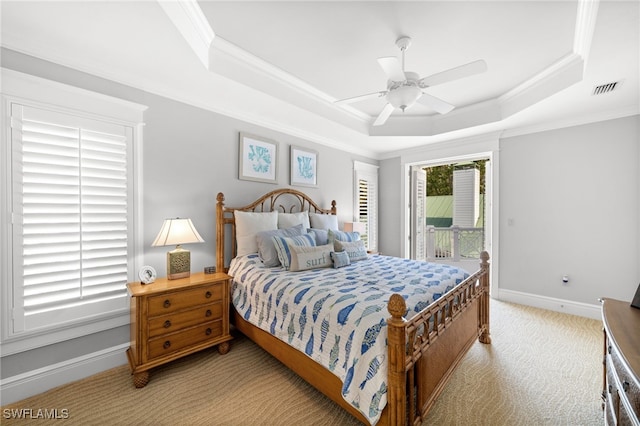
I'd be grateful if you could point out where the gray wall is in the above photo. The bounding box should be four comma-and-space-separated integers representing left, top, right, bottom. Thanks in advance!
378, 115, 640, 307
378, 156, 402, 257
0, 49, 375, 379
498, 116, 640, 304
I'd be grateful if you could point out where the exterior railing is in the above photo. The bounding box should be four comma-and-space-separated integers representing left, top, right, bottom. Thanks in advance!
425, 225, 484, 261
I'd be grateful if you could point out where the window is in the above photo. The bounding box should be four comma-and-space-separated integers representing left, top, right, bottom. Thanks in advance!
1, 69, 145, 351
353, 161, 378, 252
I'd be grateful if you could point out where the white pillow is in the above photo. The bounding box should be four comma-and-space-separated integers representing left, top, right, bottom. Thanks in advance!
278, 211, 310, 229
309, 212, 339, 231
234, 211, 278, 256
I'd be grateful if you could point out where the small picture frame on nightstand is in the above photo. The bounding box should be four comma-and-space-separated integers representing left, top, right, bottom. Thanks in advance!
631, 283, 640, 309
138, 266, 156, 285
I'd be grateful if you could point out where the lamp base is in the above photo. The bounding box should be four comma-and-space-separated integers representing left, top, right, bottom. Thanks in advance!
167, 246, 191, 280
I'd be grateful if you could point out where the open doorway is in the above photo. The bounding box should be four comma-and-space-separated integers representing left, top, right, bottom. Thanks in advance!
409, 155, 492, 272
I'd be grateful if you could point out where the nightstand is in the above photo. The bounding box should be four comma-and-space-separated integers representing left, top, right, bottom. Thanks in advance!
126, 272, 232, 387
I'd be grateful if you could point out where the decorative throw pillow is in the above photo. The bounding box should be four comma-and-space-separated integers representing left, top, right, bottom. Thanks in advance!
234, 211, 278, 256
330, 250, 351, 268
289, 244, 333, 272
307, 228, 329, 245
256, 224, 304, 267
278, 212, 310, 230
308, 212, 339, 231
328, 228, 360, 244
334, 239, 368, 262
272, 233, 316, 270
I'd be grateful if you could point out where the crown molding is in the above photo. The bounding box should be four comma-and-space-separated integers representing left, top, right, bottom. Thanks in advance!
574, 0, 600, 65
157, 0, 214, 69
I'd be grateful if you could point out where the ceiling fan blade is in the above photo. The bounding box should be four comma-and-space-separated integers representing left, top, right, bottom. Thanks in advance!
419, 59, 487, 87
335, 91, 387, 105
373, 103, 395, 126
377, 57, 406, 82
417, 92, 455, 114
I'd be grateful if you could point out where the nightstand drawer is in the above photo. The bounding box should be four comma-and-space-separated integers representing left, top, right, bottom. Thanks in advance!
147, 283, 222, 316
148, 302, 222, 338
147, 320, 223, 359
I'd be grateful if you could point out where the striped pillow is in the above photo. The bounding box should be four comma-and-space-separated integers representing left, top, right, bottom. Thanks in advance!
272, 233, 316, 270
328, 229, 360, 244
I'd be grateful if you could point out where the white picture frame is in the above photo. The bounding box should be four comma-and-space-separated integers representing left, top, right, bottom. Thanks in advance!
239, 133, 279, 184
290, 146, 318, 187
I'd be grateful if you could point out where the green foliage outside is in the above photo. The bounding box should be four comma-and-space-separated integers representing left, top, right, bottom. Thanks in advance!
425, 160, 487, 195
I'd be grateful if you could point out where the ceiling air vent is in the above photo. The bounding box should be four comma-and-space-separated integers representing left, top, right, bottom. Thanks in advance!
593, 82, 618, 95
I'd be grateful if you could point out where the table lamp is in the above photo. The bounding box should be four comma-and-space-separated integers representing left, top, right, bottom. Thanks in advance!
152, 218, 204, 279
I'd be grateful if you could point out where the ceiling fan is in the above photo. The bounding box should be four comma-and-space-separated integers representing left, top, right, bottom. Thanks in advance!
335, 36, 487, 126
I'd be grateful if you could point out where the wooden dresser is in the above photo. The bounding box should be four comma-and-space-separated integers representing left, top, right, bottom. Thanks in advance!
126, 272, 232, 387
601, 298, 640, 425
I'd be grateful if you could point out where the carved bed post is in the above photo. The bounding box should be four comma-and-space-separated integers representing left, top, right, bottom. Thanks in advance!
387, 294, 408, 426
478, 251, 491, 344
216, 192, 225, 273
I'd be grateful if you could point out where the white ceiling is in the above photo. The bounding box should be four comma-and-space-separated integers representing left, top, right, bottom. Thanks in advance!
1, 1, 638, 159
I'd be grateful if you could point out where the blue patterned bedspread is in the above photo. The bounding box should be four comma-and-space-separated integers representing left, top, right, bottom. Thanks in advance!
229, 253, 469, 425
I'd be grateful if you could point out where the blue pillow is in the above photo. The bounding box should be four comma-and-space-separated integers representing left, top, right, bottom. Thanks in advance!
328, 229, 360, 244
330, 250, 351, 268
256, 224, 305, 267
308, 228, 329, 245
272, 233, 316, 270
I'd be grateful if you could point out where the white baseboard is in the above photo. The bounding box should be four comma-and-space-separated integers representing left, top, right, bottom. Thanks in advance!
496, 289, 601, 320
0, 343, 129, 406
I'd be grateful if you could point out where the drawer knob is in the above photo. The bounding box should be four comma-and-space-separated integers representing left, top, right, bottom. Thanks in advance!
163, 320, 171, 329
205, 291, 212, 299
206, 309, 212, 317
623, 381, 630, 393
206, 328, 212, 336
163, 300, 171, 309
163, 340, 171, 349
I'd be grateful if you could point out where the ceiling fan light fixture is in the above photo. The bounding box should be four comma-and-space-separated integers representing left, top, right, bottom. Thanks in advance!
387, 84, 421, 111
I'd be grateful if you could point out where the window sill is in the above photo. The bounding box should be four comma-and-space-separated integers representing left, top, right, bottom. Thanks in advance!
0, 309, 129, 356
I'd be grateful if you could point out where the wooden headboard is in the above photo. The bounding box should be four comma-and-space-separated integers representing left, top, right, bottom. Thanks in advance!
216, 189, 337, 272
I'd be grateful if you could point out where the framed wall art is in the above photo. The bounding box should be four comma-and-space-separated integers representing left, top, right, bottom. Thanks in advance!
239, 132, 278, 184
290, 145, 318, 187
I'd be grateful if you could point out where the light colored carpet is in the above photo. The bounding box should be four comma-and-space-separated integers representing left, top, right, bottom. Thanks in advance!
2, 300, 603, 425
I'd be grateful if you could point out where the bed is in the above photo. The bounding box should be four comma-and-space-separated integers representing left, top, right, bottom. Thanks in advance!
215, 188, 490, 425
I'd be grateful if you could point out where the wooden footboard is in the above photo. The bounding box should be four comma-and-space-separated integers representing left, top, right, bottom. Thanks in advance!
384, 251, 490, 425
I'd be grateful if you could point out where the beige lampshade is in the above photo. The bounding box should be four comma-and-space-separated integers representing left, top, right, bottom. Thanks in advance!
343, 221, 367, 234
152, 218, 204, 247
152, 218, 204, 280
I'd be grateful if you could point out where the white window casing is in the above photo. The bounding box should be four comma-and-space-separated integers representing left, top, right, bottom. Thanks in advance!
1, 68, 147, 355
353, 161, 379, 252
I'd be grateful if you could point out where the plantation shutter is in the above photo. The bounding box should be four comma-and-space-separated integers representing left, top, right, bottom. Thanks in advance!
11, 103, 131, 332
354, 162, 378, 252
411, 166, 427, 260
